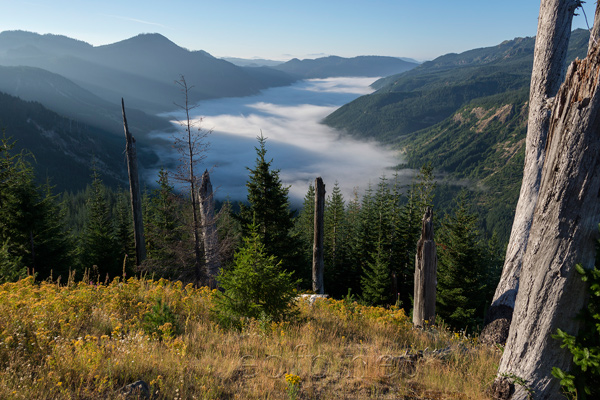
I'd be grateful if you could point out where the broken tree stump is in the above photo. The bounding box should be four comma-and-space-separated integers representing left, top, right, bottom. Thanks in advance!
413, 207, 436, 327
312, 177, 325, 294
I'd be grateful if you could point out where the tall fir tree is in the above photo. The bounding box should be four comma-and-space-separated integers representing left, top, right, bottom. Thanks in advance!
143, 168, 192, 280
115, 189, 134, 273
237, 134, 303, 282
80, 168, 121, 280
324, 182, 355, 298
344, 188, 364, 296
361, 240, 393, 306
436, 191, 488, 330
394, 165, 436, 311
293, 183, 315, 283
0, 135, 74, 281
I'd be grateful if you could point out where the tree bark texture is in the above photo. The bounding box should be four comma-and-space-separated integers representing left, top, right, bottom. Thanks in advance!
198, 169, 220, 288
494, 20, 600, 399
122, 98, 146, 266
484, 0, 581, 344
312, 177, 325, 294
413, 207, 436, 327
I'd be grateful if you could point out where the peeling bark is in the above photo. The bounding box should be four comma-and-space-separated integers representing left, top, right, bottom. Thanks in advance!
484, 0, 581, 345
494, 10, 600, 398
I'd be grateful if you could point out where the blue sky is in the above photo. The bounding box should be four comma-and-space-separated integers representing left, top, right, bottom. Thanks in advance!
1, 0, 597, 61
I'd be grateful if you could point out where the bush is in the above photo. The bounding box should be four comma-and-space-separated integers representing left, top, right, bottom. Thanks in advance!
212, 224, 300, 328
552, 264, 600, 400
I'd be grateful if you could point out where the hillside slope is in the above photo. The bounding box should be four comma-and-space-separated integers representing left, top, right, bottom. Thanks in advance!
0, 91, 133, 192
0, 65, 171, 137
323, 30, 590, 241
324, 30, 588, 143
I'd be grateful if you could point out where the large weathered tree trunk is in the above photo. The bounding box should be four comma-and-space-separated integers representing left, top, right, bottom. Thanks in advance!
483, 0, 581, 344
413, 207, 436, 327
493, 13, 600, 398
198, 169, 220, 288
312, 177, 325, 294
122, 98, 146, 266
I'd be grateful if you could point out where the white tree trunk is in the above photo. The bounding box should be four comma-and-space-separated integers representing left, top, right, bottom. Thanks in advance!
483, 0, 580, 344
493, 13, 600, 398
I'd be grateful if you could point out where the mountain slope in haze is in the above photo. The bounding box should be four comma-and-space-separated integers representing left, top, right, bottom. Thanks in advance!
222, 57, 284, 67
273, 55, 418, 79
0, 65, 172, 137
0, 91, 130, 192
0, 31, 297, 113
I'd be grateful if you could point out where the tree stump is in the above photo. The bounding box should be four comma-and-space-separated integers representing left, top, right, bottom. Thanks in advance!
413, 207, 436, 327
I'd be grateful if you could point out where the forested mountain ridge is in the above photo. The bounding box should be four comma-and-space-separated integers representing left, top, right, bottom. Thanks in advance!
0, 30, 297, 114
0, 65, 171, 137
324, 29, 590, 242
0, 91, 130, 192
324, 29, 588, 143
272, 55, 418, 79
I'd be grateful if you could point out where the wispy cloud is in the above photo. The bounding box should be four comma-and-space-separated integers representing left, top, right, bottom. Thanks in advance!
103, 14, 168, 29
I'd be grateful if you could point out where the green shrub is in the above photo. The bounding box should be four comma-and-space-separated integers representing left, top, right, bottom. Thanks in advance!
212, 224, 300, 329
552, 264, 600, 400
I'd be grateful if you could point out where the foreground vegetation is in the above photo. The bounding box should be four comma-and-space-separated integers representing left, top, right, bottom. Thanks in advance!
0, 276, 499, 399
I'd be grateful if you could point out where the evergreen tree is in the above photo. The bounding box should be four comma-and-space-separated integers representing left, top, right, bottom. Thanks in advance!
237, 134, 303, 281
358, 177, 396, 305
33, 183, 76, 279
115, 189, 134, 273
143, 168, 191, 280
394, 165, 436, 311
213, 223, 300, 328
361, 240, 393, 306
293, 183, 315, 282
436, 191, 488, 330
344, 188, 364, 296
80, 168, 121, 280
324, 182, 355, 298
0, 135, 74, 281
215, 199, 242, 270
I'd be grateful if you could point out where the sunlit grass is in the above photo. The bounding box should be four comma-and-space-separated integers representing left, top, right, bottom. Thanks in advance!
0, 276, 499, 399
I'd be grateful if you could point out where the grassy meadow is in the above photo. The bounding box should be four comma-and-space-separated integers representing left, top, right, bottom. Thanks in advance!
0, 276, 500, 399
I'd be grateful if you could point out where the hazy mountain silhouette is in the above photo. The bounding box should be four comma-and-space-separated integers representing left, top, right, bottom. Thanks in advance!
272, 55, 418, 79
0, 65, 171, 136
0, 31, 297, 113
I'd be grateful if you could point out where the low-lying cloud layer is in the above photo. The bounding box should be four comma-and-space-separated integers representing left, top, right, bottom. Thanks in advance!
148, 77, 407, 204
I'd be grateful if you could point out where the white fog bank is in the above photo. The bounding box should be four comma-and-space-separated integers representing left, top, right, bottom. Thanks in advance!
147, 77, 407, 204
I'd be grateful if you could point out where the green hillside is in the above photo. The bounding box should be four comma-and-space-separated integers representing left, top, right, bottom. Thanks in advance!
324, 30, 588, 144
324, 30, 590, 242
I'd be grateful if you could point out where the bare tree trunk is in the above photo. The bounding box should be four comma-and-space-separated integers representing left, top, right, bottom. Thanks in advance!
493, 14, 600, 399
483, 0, 581, 344
198, 169, 221, 288
173, 76, 210, 285
122, 98, 146, 266
413, 207, 436, 327
312, 177, 325, 294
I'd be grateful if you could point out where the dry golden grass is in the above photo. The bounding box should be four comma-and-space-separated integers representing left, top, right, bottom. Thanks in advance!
0, 276, 500, 399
